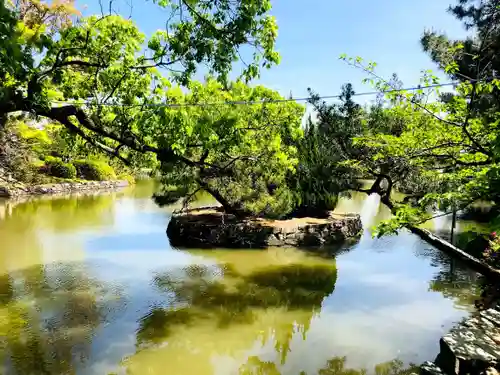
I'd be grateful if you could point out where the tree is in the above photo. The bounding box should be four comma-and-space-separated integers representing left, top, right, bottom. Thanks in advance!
421, 0, 500, 92
1, 0, 280, 124
153, 79, 304, 217
298, 81, 419, 216
421, 0, 500, 209
336, 49, 500, 236
0, 0, 309, 216
284, 84, 365, 217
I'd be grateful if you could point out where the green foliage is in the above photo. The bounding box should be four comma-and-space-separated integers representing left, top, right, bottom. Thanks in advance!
15, 121, 52, 156
73, 159, 116, 181
0, 118, 52, 184
43, 124, 89, 159
155, 79, 305, 217
116, 172, 135, 184
336, 48, 500, 237
2, 0, 280, 116
0, 0, 294, 215
0, 117, 127, 184
289, 83, 414, 218
285, 85, 365, 216
483, 232, 500, 268
43, 155, 76, 178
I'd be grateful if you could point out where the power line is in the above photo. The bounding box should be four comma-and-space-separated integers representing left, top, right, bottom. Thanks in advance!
50, 81, 459, 108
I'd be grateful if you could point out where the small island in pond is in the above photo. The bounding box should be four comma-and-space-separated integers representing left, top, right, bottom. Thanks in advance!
166, 206, 362, 248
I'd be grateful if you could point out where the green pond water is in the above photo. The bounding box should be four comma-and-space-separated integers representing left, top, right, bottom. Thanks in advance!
0, 181, 484, 375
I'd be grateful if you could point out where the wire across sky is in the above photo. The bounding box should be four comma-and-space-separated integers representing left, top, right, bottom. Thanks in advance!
50, 81, 461, 108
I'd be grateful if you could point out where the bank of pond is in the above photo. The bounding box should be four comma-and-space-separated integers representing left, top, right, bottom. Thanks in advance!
0, 181, 496, 375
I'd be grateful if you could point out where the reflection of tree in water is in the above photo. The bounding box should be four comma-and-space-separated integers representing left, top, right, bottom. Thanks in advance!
0, 192, 124, 374
138, 262, 336, 344
237, 355, 419, 375
0, 263, 124, 375
238, 356, 282, 375
413, 247, 481, 309
0, 192, 117, 241
11, 192, 116, 232
130, 261, 337, 374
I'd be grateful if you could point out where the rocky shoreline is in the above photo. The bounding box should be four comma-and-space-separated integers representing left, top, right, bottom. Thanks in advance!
0, 180, 130, 198
421, 304, 500, 375
166, 206, 363, 248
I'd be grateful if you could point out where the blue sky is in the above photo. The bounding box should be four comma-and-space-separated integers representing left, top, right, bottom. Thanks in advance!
79, 0, 470, 103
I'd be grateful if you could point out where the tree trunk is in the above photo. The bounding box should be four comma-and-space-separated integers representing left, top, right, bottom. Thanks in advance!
365, 186, 500, 279
195, 179, 248, 218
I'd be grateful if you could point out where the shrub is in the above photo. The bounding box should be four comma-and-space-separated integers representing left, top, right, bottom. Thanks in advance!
117, 172, 135, 184
483, 232, 500, 268
73, 159, 116, 181
44, 156, 77, 179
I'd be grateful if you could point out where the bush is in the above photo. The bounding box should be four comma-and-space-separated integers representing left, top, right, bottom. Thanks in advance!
117, 172, 135, 184
44, 156, 77, 179
73, 159, 116, 181
483, 232, 500, 268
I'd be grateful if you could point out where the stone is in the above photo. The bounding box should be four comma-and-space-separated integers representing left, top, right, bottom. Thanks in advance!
481, 309, 500, 327
266, 234, 283, 247
34, 187, 49, 194
420, 361, 446, 375
436, 315, 500, 375
0, 180, 129, 198
166, 209, 362, 249
0, 186, 12, 197
484, 367, 499, 375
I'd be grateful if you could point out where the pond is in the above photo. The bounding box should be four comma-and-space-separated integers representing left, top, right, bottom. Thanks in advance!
0, 181, 483, 375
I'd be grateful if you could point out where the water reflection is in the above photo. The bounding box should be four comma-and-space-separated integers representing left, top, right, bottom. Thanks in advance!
127, 258, 337, 374
0, 181, 485, 375
0, 191, 121, 276
146, 261, 336, 336
237, 356, 419, 375
413, 247, 481, 309
0, 263, 124, 375
7, 192, 116, 232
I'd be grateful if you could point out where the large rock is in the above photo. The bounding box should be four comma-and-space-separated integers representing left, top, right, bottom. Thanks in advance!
437, 313, 500, 375
166, 208, 362, 248
421, 306, 500, 375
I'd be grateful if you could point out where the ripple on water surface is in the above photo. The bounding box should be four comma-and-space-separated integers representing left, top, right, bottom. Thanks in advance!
0, 182, 482, 375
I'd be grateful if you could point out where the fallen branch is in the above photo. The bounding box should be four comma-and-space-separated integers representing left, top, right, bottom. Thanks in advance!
360, 187, 500, 279
408, 225, 500, 280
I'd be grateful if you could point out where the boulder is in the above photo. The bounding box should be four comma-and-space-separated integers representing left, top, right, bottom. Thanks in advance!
166, 208, 362, 249
0, 186, 12, 198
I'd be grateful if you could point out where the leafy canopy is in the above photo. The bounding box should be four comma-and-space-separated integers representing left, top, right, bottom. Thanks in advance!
0, 0, 308, 217
155, 79, 305, 217
336, 51, 500, 236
